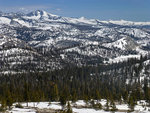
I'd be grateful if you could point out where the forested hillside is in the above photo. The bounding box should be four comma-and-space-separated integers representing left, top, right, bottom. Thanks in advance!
0, 55, 150, 112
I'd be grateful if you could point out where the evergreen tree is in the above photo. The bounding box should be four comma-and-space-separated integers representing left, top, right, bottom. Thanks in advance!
60, 93, 67, 107
123, 90, 128, 103
95, 90, 101, 101
128, 96, 135, 111
110, 100, 117, 111
1, 98, 6, 109
66, 102, 72, 113
51, 84, 59, 101
0, 98, 6, 111
105, 99, 110, 111
71, 89, 77, 103
6, 90, 13, 109
24, 82, 29, 107
83, 95, 89, 104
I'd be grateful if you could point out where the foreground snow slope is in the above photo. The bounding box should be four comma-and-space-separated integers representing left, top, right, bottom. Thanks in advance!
7, 100, 150, 113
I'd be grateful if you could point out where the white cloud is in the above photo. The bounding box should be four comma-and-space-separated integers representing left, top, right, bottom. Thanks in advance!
0, 5, 51, 13
56, 8, 61, 11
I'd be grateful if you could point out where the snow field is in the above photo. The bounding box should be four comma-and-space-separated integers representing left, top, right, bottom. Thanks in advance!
6, 100, 150, 113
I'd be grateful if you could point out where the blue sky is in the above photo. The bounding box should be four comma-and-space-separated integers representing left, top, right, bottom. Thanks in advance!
0, 0, 150, 21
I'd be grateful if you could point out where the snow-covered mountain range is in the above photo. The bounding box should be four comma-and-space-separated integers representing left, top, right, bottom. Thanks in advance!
0, 10, 150, 73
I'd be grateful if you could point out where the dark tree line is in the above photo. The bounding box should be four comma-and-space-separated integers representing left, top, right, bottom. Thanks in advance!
0, 55, 150, 111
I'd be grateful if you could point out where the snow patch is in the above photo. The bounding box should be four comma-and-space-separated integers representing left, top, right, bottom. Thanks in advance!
0, 17, 11, 24
108, 55, 141, 63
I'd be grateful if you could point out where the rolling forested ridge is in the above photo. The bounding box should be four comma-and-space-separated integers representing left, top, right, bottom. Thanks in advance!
0, 54, 150, 112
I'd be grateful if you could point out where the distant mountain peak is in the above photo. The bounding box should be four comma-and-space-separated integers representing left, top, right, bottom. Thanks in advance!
106, 20, 150, 26
27, 10, 46, 16
26, 10, 60, 20
79, 17, 86, 20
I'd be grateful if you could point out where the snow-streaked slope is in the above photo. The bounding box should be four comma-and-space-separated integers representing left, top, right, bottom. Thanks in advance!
0, 34, 63, 73
0, 17, 11, 24
108, 54, 141, 63
118, 28, 150, 38
104, 36, 138, 50
63, 16, 98, 25
13, 18, 31, 27
0, 10, 150, 69
102, 20, 150, 26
